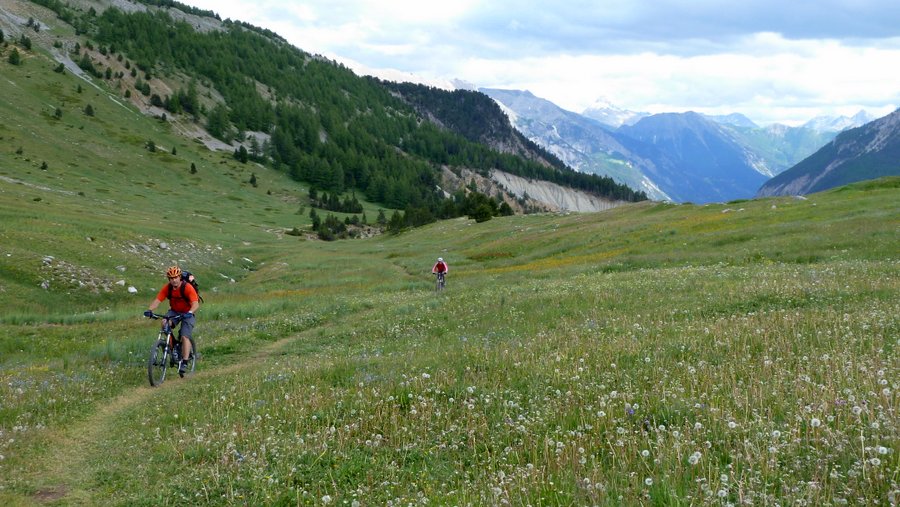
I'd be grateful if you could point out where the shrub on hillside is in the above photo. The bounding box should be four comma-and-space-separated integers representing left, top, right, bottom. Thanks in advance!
8, 48, 21, 65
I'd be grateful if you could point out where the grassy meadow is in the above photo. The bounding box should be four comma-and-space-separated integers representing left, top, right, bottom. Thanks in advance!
1, 30, 899, 506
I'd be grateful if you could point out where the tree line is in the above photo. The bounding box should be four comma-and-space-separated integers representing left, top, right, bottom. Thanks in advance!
52, 1, 646, 226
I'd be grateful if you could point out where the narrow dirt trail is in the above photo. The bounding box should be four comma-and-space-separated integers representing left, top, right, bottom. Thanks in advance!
19, 333, 307, 505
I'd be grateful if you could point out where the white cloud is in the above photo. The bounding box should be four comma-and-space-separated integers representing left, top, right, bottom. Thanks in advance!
183, 0, 900, 125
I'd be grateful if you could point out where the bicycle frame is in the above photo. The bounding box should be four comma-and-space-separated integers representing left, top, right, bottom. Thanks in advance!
147, 313, 194, 386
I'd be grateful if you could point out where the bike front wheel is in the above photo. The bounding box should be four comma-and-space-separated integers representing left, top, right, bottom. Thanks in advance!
148, 338, 168, 386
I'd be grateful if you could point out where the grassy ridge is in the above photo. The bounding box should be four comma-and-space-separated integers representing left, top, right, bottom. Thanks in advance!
1, 28, 899, 506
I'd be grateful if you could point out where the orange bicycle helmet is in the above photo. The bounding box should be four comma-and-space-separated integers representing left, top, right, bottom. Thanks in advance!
166, 265, 182, 278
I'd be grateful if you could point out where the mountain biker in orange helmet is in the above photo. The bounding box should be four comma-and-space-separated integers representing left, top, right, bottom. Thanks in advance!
145, 266, 199, 377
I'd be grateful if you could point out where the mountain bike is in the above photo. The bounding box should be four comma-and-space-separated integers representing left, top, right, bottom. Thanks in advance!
145, 312, 196, 386
434, 272, 446, 292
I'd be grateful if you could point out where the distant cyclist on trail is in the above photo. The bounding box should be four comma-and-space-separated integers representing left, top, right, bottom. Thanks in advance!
145, 266, 198, 377
432, 257, 448, 277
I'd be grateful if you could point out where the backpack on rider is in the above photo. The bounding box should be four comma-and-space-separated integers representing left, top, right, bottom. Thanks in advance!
167, 270, 204, 304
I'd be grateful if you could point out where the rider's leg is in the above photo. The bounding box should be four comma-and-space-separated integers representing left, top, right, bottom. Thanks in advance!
178, 314, 196, 375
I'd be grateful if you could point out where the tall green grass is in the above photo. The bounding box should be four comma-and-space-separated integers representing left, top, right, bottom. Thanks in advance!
1, 29, 898, 505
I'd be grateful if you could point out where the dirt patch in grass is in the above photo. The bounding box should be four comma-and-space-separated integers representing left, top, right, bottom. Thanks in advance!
33, 485, 68, 502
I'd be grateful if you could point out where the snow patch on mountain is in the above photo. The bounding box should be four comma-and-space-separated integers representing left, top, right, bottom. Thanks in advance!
802, 110, 874, 133
581, 97, 647, 127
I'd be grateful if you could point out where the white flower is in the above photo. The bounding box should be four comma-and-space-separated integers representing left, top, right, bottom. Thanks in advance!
421, 372, 431, 379
644, 477, 653, 486
852, 406, 862, 415
720, 474, 729, 483
718, 489, 728, 498
877, 446, 889, 455
321, 495, 332, 504
641, 450, 650, 458
694, 422, 702, 430
728, 421, 737, 429
771, 430, 781, 438
869, 458, 881, 466
688, 451, 702, 465
810, 418, 821, 428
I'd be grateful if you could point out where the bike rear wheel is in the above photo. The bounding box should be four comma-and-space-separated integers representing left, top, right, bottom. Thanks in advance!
148, 338, 168, 386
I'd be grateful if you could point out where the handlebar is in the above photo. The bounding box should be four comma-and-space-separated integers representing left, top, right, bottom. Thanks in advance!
144, 312, 189, 322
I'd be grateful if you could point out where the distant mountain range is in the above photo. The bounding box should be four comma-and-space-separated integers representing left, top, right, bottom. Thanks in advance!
758, 109, 900, 197
481, 89, 669, 200
482, 89, 879, 203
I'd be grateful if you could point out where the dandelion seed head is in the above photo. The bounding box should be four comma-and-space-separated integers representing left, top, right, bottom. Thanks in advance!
811, 418, 822, 428
645, 477, 653, 486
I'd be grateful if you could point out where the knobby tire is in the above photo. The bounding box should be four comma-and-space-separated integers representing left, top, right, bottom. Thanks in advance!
148, 338, 168, 386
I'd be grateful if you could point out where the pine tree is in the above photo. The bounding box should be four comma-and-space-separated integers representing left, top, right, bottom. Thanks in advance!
8, 48, 21, 65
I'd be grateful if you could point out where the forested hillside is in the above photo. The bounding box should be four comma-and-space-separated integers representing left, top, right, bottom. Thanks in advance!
27, 0, 645, 223
380, 82, 646, 202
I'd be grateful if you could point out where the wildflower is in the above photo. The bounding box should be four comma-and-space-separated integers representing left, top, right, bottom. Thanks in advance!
322, 495, 332, 504
718, 489, 728, 498
772, 430, 781, 438
810, 418, 821, 428
877, 446, 889, 455
852, 406, 862, 415
728, 421, 737, 429
689, 451, 702, 465
641, 450, 650, 458
645, 477, 653, 486
421, 372, 431, 379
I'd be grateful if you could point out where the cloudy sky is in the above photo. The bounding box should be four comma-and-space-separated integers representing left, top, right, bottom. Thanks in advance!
183, 0, 900, 126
